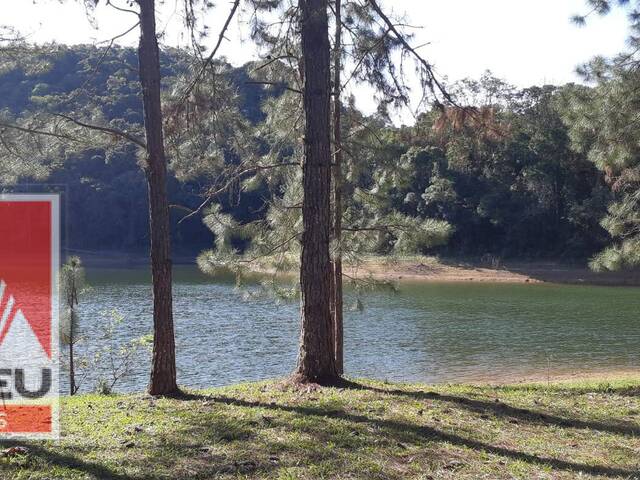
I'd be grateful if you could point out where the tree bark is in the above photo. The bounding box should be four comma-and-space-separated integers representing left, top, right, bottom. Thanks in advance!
137, 0, 178, 396
294, 0, 338, 384
69, 316, 75, 395
329, 259, 336, 362
332, 0, 344, 376
69, 276, 77, 395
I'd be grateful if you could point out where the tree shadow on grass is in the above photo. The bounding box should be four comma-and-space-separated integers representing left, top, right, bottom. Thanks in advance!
3, 385, 639, 479
149, 409, 282, 478
338, 380, 640, 437
0, 412, 281, 480
178, 392, 640, 479
0, 441, 137, 480
617, 386, 640, 397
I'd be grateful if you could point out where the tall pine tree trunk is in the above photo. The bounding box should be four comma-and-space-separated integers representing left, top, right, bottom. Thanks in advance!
332, 0, 344, 376
138, 0, 178, 396
294, 0, 338, 384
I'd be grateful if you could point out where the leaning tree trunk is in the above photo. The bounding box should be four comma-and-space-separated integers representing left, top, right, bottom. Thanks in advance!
332, 0, 344, 375
294, 0, 339, 384
138, 0, 178, 396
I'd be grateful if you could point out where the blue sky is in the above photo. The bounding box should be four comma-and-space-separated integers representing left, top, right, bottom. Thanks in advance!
3, 0, 631, 117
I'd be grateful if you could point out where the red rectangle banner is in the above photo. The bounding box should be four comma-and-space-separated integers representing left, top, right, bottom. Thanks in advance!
0, 195, 59, 439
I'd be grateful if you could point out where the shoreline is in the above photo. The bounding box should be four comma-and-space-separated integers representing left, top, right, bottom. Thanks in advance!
348, 258, 640, 286
454, 368, 640, 387
71, 250, 640, 286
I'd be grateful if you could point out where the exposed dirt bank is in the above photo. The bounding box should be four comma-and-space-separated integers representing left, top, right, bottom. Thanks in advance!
352, 258, 640, 286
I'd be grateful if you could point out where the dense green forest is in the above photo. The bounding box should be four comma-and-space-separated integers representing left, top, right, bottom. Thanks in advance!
0, 45, 614, 260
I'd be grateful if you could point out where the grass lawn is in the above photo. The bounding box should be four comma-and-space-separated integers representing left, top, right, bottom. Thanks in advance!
1, 378, 639, 479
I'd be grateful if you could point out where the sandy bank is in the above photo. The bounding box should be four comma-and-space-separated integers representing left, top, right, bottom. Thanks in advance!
351, 258, 640, 286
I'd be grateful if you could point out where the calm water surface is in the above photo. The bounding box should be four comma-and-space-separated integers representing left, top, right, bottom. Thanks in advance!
66, 265, 640, 393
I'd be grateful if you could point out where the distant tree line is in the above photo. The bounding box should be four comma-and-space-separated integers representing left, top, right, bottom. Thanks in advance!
0, 46, 611, 261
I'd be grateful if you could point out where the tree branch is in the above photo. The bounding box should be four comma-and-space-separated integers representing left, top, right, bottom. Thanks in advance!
344, 224, 415, 233
54, 113, 146, 148
238, 232, 301, 264
340, 27, 391, 91
368, 0, 455, 106
245, 80, 302, 95
178, 162, 299, 224
106, 0, 140, 17
0, 121, 78, 143
252, 54, 299, 73
177, 0, 241, 105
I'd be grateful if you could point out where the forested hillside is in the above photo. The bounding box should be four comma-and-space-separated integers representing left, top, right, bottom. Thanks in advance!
0, 46, 611, 260
0, 45, 273, 255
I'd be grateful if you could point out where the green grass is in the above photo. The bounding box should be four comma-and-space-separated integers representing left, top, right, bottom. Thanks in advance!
2, 378, 640, 479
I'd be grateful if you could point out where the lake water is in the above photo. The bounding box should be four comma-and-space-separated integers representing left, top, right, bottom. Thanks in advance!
64, 265, 640, 394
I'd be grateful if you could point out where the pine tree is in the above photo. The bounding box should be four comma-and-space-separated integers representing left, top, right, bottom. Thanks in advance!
562, 71, 640, 270
61, 256, 85, 396
332, 0, 345, 375
0, 1, 180, 395
565, 0, 640, 270
137, 0, 179, 396
292, 0, 339, 383
190, 0, 455, 383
